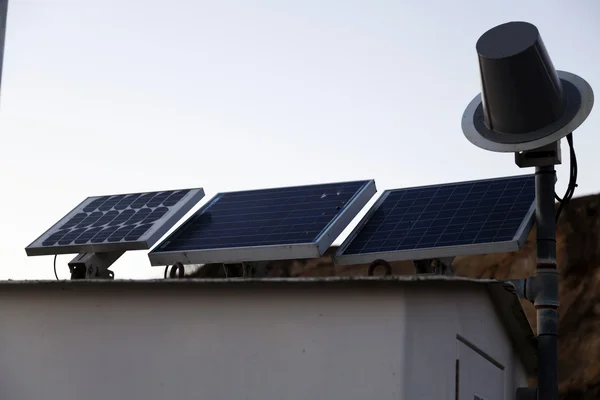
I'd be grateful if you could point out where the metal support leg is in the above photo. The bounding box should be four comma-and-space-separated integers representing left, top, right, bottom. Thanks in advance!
68, 251, 124, 280
535, 165, 559, 400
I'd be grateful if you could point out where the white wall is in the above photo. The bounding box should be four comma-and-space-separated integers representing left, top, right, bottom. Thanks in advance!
401, 285, 529, 400
0, 283, 409, 400
0, 281, 528, 400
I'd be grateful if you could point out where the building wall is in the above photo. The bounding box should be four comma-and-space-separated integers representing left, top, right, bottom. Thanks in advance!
0, 284, 409, 400
402, 285, 529, 400
0, 282, 528, 400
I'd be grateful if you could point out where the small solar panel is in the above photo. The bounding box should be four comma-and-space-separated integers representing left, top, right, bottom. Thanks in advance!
26, 188, 205, 256
148, 180, 376, 265
333, 175, 536, 265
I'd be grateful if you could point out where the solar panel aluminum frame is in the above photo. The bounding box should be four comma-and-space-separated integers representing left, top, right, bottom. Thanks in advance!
332, 179, 536, 266
25, 188, 205, 257
148, 180, 377, 266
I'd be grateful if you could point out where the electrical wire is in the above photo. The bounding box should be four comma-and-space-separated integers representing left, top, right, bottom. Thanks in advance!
53, 254, 59, 280
164, 263, 185, 279
554, 133, 578, 222
368, 259, 392, 276
169, 262, 185, 278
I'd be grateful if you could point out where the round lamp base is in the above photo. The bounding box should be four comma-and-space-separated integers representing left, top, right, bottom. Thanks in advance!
462, 71, 594, 153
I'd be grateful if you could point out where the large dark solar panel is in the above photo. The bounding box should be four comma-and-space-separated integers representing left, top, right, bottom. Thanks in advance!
25, 188, 205, 257
148, 180, 376, 265
333, 175, 536, 265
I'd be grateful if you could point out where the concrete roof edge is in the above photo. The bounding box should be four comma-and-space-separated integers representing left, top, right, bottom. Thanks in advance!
0, 275, 519, 287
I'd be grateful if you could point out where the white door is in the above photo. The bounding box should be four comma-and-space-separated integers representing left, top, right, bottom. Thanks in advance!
456, 338, 504, 400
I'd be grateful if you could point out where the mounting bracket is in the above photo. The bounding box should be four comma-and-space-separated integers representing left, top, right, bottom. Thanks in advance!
505, 269, 559, 307
224, 261, 270, 278
68, 251, 124, 280
245, 261, 269, 277
413, 257, 455, 276
193, 260, 271, 278
515, 140, 561, 168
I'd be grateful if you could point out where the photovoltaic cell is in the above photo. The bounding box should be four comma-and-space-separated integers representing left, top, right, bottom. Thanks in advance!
148, 180, 376, 265
25, 188, 205, 257
334, 175, 536, 265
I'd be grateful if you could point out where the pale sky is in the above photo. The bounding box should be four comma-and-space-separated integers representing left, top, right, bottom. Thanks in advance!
1, 0, 598, 280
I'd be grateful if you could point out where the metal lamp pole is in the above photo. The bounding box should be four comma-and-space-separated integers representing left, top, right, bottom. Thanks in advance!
461, 21, 594, 400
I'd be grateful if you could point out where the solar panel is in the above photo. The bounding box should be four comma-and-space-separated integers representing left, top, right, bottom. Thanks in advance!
148, 180, 376, 266
333, 175, 535, 265
26, 188, 205, 256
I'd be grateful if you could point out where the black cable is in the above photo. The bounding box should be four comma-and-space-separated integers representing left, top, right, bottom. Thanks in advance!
554, 133, 578, 222
169, 262, 185, 278
53, 254, 59, 280
368, 259, 392, 276
164, 263, 185, 279
560, 134, 577, 210
558, 135, 576, 204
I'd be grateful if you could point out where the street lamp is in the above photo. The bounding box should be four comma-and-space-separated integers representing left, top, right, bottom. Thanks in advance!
461, 21, 594, 400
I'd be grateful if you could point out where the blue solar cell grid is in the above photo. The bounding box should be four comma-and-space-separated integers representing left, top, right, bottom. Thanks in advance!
341, 175, 535, 255
153, 180, 371, 253
37, 190, 191, 248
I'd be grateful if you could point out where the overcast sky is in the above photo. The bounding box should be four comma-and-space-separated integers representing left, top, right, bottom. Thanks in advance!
1, 0, 598, 280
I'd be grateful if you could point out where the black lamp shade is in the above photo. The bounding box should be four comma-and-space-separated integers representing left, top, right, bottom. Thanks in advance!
476, 21, 565, 134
